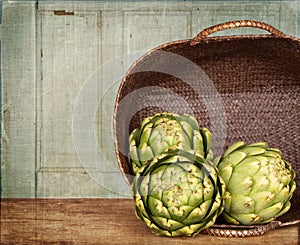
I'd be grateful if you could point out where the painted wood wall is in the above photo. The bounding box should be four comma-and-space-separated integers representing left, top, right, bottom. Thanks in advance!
1, 0, 299, 198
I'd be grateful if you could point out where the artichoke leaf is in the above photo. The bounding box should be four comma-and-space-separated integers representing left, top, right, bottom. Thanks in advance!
182, 199, 212, 225
233, 157, 260, 177
218, 164, 233, 185
200, 128, 211, 157
243, 146, 266, 156
251, 191, 275, 211
230, 194, 255, 214
192, 130, 204, 157
179, 121, 195, 141
151, 216, 185, 232
223, 141, 246, 157
147, 196, 171, 219
218, 151, 247, 169
202, 178, 214, 201
227, 172, 253, 195
247, 142, 268, 148
178, 113, 200, 131
168, 205, 194, 222
256, 202, 284, 222
275, 201, 291, 218
138, 144, 154, 162
234, 213, 261, 225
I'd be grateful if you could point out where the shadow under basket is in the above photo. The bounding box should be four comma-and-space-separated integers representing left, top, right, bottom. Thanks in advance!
113, 20, 300, 237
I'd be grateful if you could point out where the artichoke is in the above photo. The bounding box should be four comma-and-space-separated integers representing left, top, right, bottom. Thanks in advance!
129, 112, 212, 174
215, 141, 296, 225
131, 149, 225, 236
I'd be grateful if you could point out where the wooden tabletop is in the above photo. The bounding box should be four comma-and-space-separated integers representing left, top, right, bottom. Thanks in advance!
1, 198, 299, 244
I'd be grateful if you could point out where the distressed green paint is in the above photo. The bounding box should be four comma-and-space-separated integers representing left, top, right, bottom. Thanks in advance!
1, 0, 299, 198
1, 1, 37, 198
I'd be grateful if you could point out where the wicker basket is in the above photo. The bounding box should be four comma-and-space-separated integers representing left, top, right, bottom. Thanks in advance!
113, 20, 300, 237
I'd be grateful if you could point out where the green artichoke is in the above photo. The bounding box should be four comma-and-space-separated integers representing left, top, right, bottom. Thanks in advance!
215, 141, 296, 225
131, 149, 225, 236
129, 112, 212, 174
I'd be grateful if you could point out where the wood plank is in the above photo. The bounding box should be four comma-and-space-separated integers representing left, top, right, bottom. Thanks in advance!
36, 170, 125, 198
124, 10, 191, 52
1, 1, 37, 197
1, 199, 299, 244
40, 11, 100, 170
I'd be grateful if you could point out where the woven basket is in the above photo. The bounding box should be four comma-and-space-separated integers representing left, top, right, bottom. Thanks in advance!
113, 20, 300, 237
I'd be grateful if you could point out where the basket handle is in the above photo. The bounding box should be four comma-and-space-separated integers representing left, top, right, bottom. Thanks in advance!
191, 20, 285, 45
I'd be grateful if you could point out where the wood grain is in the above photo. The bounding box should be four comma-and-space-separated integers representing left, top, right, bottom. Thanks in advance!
1, 199, 299, 244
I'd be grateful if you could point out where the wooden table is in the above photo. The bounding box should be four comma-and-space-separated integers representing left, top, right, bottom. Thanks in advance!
1, 199, 299, 244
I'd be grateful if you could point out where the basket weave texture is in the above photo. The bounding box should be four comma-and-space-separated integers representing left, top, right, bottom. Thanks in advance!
113, 20, 300, 237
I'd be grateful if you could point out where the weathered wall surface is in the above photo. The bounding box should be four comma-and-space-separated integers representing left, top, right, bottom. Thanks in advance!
1, 0, 299, 197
